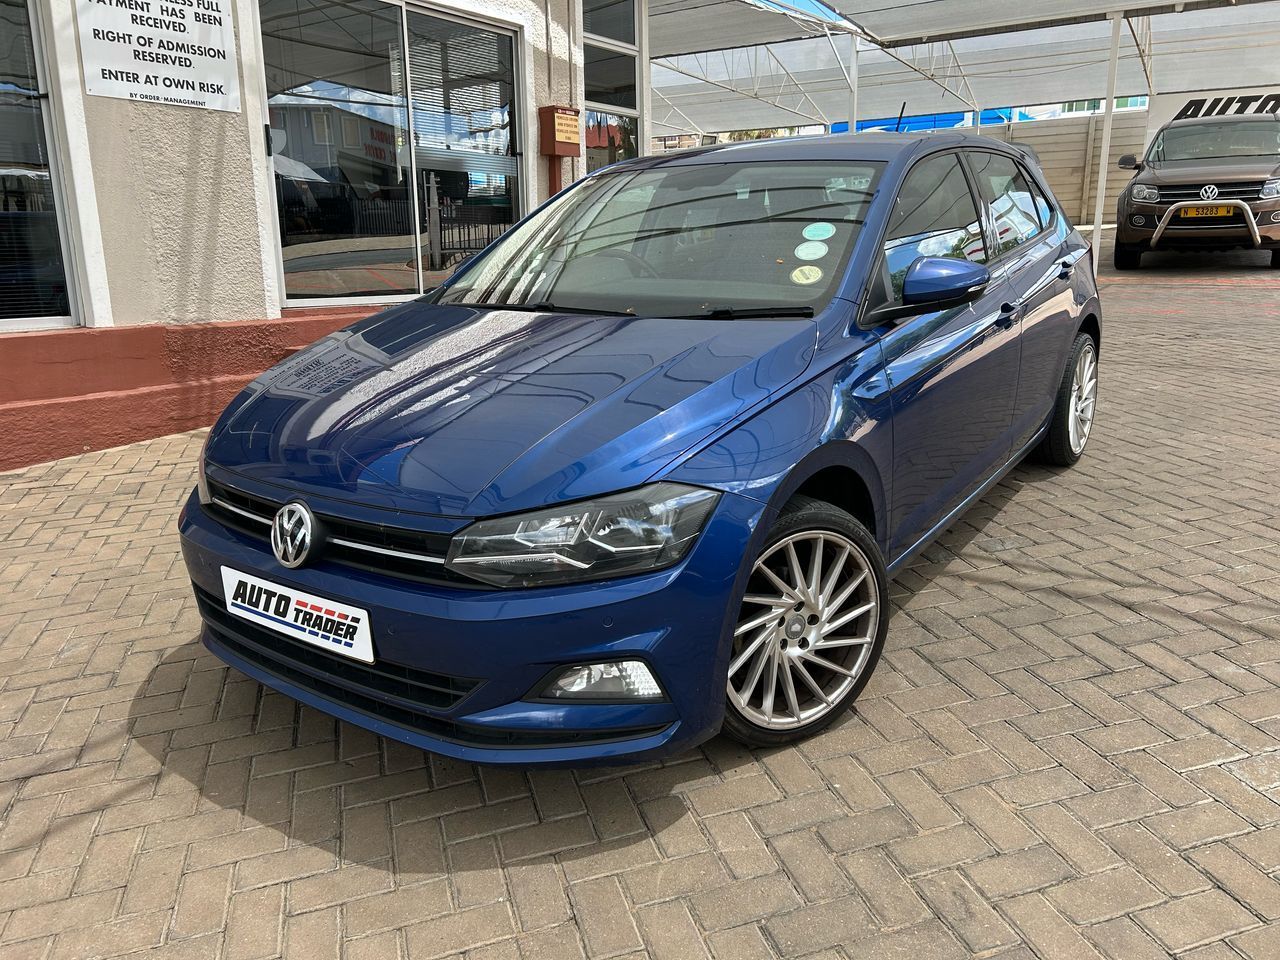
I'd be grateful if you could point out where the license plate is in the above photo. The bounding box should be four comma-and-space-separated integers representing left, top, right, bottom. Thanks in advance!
220, 567, 375, 663
1180, 205, 1233, 218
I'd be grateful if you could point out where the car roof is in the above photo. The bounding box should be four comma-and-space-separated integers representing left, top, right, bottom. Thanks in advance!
1165, 112, 1280, 128
614, 130, 1023, 171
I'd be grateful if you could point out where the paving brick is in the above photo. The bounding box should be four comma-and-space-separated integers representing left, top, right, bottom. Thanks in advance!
1135, 889, 1261, 952
763, 896, 878, 955
916, 870, 1018, 954
1043, 865, 1164, 923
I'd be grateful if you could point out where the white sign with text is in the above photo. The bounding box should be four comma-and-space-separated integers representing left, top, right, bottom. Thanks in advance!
1145, 86, 1280, 146
76, 0, 241, 113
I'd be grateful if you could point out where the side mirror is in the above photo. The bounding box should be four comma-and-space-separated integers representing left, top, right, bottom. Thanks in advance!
901, 257, 990, 309
862, 257, 989, 327
1117, 154, 1139, 170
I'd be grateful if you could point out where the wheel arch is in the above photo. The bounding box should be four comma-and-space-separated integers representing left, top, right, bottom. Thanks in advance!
762, 441, 888, 551
1078, 312, 1101, 354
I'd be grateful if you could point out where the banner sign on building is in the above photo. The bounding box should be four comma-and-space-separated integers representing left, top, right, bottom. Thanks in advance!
1145, 86, 1280, 146
76, 0, 241, 113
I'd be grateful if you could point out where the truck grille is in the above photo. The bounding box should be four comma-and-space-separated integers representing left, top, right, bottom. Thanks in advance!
1158, 182, 1266, 203
204, 478, 480, 588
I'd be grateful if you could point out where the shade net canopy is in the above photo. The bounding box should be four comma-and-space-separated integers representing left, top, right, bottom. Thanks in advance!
649, 0, 1280, 136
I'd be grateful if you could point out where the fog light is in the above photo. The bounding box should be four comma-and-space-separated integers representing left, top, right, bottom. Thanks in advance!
1131, 215, 1147, 227
540, 661, 664, 700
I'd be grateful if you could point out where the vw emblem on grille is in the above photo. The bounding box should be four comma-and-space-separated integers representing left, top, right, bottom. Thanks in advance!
271, 501, 315, 569
1200, 184, 1220, 201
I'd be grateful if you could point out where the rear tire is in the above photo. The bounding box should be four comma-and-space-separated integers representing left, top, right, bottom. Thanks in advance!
1036, 332, 1099, 467
722, 496, 887, 749
1113, 244, 1142, 270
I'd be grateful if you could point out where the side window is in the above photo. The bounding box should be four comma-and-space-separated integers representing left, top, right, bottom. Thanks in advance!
881, 153, 986, 301
1023, 168, 1055, 227
969, 152, 1043, 256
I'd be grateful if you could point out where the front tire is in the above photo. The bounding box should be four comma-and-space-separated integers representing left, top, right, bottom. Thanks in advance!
722, 496, 887, 748
1036, 332, 1098, 466
1113, 243, 1143, 270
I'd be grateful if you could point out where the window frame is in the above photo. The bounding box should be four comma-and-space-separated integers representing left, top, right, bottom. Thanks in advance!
858, 147, 989, 327
959, 148, 1057, 268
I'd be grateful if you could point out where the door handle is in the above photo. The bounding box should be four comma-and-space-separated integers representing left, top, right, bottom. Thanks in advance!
1057, 258, 1074, 280
996, 300, 1022, 328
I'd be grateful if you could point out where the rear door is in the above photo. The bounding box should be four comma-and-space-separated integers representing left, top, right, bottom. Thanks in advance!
965, 151, 1083, 452
871, 151, 1022, 561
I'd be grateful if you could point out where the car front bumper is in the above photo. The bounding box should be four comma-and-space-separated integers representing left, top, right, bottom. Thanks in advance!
1117, 197, 1280, 249
178, 486, 766, 765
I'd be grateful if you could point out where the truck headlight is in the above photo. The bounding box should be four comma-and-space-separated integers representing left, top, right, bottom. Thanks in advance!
446, 483, 719, 588
1262, 179, 1280, 200
1131, 184, 1160, 203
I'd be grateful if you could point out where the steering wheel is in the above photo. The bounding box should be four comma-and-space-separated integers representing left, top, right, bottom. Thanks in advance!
594, 248, 658, 278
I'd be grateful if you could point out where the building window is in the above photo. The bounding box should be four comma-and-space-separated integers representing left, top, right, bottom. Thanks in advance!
585, 111, 637, 172
584, 44, 637, 110
582, 3, 641, 174
1, 0, 71, 325
583, 0, 635, 45
259, 0, 521, 302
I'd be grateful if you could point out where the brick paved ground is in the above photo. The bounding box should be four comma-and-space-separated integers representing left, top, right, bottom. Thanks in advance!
1, 244, 1278, 959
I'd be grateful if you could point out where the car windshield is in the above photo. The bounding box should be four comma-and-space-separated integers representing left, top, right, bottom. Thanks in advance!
1148, 122, 1280, 162
434, 159, 884, 318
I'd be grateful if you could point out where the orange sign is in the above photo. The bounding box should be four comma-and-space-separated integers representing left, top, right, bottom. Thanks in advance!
539, 105, 581, 157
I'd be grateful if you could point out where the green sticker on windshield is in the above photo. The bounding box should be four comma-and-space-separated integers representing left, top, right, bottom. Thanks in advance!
802, 222, 836, 241
790, 265, 823, 285
794, 241, 829, 261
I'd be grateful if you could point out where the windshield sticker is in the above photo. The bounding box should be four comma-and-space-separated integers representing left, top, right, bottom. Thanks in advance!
794, 241, 829, 261
802, 222, 836, 241
790, 265, 823, 285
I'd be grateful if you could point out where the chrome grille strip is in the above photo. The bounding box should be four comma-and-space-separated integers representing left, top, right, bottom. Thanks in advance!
211, 497, 272, 525
1159, 183, 1263, 202
328, 537, 447, 565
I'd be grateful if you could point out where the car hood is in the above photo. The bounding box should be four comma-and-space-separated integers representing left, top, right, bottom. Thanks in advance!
207, 302, 817, 516
1139, 156, 1280, 183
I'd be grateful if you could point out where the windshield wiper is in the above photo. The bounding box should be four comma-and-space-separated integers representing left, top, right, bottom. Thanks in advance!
460, 301, 636, 317
672, 306, 816, 320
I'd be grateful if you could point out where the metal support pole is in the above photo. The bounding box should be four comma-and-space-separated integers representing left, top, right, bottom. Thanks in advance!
849, 33, 859, 132
1090, 13, 1123, 272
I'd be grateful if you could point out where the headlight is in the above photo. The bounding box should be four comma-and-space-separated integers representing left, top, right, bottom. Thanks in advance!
1262, 179, 1280, 200
446, 482, 720, 588
1131, 184, 1160, 203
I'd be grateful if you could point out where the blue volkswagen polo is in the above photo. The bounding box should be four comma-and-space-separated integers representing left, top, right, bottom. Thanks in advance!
180, 133, 1101, 764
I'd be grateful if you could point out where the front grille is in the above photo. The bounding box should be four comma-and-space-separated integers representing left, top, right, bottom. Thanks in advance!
194, 585, 669, 749
204, 478, 479, 588
1158, 182, 1265, 203
195, 585, 478, 710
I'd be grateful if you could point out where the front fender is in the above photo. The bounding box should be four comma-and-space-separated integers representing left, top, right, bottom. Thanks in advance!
667, 341, 893, 553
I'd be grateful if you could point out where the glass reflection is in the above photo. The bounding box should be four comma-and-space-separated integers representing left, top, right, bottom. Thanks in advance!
406, 10, 520, 290
585, 111, 638, 173
0, 0, 70, 320
260, 0, 415, 299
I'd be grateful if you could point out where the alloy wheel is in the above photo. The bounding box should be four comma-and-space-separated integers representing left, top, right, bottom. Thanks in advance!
1068, 341, 1098, 455
728, 531, 879, 730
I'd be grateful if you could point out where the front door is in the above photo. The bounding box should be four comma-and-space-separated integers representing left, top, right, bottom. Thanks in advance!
872, 151, 1022, 561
